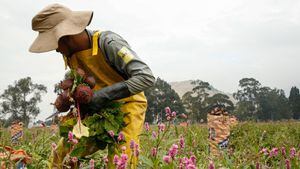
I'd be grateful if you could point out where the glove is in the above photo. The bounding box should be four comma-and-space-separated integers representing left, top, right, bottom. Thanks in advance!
80, 82, 131, 115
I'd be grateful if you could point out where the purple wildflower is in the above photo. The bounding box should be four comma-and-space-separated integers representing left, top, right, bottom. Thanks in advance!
117, 132, 125, 141
144, 122, 150, 131
121, 146, 126, 153
151, 147, 157, 157
71, 157, 78, 163
171, 111, 177, 117
286, 159, 291, 169
134, 143, 140, 157
68, 131, 73, 141
152, 131, 157, 138
208, 160, 215, 169
108, 130, 114, 137
179, 135, 185, 149
130, 140, 135, 150
168, 144, 179, 158
281, 147, 286, 157
260, 148, 268, 156
165, 107, 171, 116
158, 123, 166, 132
89, 159, 94, 169
290, 147, 296, 158
163, 155, 172, 164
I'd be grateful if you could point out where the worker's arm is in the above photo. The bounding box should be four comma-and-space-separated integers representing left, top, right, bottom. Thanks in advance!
81, 31, 155, 114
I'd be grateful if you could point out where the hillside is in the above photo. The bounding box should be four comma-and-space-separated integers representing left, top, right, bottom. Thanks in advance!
169, 80, 237, 103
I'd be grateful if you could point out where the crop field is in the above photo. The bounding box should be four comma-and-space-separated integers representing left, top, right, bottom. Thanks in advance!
0, 121, 299, 169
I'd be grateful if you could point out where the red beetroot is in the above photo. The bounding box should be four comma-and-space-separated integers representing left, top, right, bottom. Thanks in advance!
61, 90, 73, 105
85, 76, 96, 89
59, 79, 73, 90
76, 68, 86, 79
54, 95, 71, 112
73, 84, 93, 104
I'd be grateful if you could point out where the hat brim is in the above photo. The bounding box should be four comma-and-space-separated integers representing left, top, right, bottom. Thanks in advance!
29, 10, 93, 53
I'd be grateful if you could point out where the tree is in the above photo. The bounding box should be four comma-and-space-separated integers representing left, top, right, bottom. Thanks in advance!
182, 80, 212, 122
144, 78, 186, 123
0, 77, 47, 127
289, 86, 300, 119
257, 87, 291, 120
204, 93, 234, 113
233, 78, 261, 120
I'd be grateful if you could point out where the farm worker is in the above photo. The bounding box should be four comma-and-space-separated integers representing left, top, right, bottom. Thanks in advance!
29, 3, 155, 168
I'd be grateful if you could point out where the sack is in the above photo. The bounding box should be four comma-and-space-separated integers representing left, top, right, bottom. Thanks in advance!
208, 113, 231, 157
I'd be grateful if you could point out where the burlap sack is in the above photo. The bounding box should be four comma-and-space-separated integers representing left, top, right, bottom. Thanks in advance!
208, 113, 231, 157
10, 121, 24, 144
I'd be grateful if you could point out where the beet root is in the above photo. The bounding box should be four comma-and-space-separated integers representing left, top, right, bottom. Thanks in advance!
73, 84, 93, 104
54, 95, 71, 112
85, 76, 96, 89
76, 68, 86, 79
59, 79, 74, 90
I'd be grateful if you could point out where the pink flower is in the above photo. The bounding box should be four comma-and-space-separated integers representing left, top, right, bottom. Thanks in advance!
208, 160, 215, 169
260, 148, 268, 156
130, 140, 135, 150
256, 162, 260, 169
144, 122, 150, 131
103, 156, 109, 165
152, 131, 157, 138
167, 116, 171, 121
71, 138, 78, 145
117, 132, 125, 141
190, 155, 196, 165
281, 147, 286, 157
165, 107, 171, 116
108, 130, 114, 137
151, 147, 157, 157
285, 159, 291, 169
71, 157, 78, 163
134, 143, 140, 157
121, 146, 126, 153
179, 135, 185, 149
290, 147, 296, 158
171, 111, 177, 117
68, 131, 73, 141
89, 159, 95, 169
121, 153, 128, 161
168, 144, 179, 158
269, 148, 279, 157
113, 154, 128, 169
163, 155, 172, 164
113, 155, 119, 164
158, 123, 166, 132
186, 164, 196, 169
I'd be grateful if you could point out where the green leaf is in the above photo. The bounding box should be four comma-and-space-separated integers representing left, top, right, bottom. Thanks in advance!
139, 155, 154, 168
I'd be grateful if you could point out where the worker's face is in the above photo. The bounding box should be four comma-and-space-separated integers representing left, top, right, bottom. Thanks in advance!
56, 36, 72, 57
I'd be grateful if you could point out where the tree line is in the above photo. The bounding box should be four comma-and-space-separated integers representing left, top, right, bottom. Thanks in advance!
145, 77, 300, 123
0, 77, 299, 127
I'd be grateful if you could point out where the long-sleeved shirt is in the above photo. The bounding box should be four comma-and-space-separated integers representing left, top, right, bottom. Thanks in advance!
96, 30, 155, 95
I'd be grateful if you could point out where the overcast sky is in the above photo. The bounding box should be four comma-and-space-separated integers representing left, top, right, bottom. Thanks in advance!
0, 0, 300, 120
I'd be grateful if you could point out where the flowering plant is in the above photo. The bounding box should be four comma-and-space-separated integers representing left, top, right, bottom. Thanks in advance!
53, 68, 126, 158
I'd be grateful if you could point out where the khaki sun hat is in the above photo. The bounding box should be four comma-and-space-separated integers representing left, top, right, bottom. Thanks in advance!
29, 3, 93, 53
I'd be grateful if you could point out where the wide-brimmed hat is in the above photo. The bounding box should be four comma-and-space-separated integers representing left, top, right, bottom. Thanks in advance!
29, 4, 93, 53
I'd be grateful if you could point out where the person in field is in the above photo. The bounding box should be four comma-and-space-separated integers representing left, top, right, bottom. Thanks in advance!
29, 3, 155, 168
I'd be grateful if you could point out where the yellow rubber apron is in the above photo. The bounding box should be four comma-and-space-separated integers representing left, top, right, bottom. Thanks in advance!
49, 31, 147, 169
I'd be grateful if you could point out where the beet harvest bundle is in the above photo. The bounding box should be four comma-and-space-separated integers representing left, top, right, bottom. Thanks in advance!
52, 68, 126, 158
54, 68, 94, 113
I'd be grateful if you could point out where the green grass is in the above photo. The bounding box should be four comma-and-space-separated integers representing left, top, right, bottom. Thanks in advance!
0, 121, 299, 168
